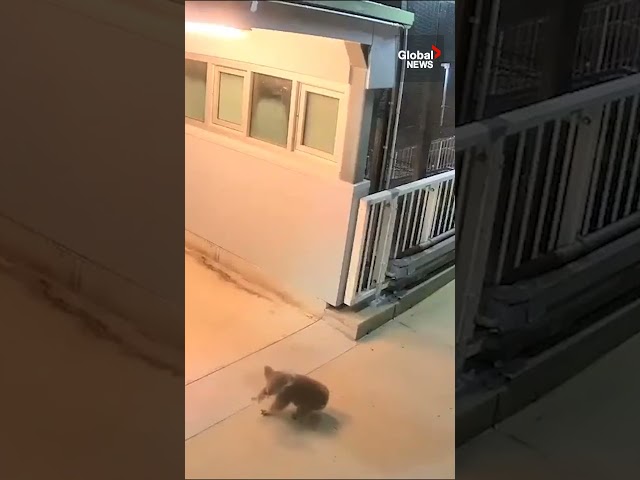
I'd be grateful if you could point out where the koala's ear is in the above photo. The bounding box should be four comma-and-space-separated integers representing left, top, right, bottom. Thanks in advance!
264, 365, 273, 378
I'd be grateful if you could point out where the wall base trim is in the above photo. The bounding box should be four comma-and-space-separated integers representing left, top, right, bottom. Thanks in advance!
185, 230, 327, 318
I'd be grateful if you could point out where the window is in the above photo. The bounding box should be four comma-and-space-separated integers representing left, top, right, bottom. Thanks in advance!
184, 54, 347, 166
213, 67, 247, 130
295, 85, 341, 159
249, 73, 292, 147
185, 59, 207, 121
302, 92, 339, 154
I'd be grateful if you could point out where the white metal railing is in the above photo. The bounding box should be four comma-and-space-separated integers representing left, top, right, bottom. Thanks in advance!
344, 170, 455, 306
456, 72, 640, 361
490, 17, 547, 96
574, 0, 640, 77
391, 145, 417, 179
427, 136, 455, 171
391, 136, 455, 181
481, 0, 640, 102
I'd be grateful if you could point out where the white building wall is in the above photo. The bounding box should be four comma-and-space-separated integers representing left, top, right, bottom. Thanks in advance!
185, 29, 369, 305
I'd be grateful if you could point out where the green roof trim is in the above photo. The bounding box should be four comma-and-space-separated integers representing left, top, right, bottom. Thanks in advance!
271, 1, 415, 28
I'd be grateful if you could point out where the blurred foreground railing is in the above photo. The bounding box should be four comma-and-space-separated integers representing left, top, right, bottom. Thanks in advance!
457, 72, 640, 363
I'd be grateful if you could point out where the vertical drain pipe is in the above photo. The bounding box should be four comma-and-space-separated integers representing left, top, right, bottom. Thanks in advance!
440, 63, 451, 127
474, 0, 502, 120
383, 26, 409, 190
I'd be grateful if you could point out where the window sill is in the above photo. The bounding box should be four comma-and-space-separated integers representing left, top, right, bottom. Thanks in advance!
185, 122, 342, 181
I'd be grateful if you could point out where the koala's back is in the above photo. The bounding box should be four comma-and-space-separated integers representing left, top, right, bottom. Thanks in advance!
280, 374, 329, 410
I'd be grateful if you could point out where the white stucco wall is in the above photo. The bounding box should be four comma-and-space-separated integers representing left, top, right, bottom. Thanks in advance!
185, 29, 369, 305
185, 128, 367, 305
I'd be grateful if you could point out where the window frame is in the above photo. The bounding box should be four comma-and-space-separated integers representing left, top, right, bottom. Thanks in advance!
184, 57, 209, 124
248, 71, 299, 150
184, 52, 347, 168
212, 65, 250, 133
294, 84, 344, 161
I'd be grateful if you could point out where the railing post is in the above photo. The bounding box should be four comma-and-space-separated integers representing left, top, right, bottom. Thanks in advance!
373, 195, 399, 299
596, 5, 611, 72
456, 134, 506, 370
557, 105, 603, 246
420, 185, 438, 243
343, 200, 372, 306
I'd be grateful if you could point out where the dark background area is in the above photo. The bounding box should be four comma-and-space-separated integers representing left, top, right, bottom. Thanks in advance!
0, 1, 185, 478
455, 0, 640, 476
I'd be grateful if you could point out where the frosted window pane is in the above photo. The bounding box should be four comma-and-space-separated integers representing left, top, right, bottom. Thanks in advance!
250, 74, 292, 147
303, 92, 339, 154
218, 72, 244, 125
185, 59, 207, 121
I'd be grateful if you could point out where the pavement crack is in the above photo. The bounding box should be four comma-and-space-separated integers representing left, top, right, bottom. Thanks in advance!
397, 320, 418, 333
185, 329, 356, 443
185, 315, 324, 387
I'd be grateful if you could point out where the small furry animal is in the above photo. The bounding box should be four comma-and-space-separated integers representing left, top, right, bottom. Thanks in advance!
253, 365, 330, 420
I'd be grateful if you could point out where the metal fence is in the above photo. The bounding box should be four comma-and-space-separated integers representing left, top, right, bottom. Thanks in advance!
344, 170, 456, 306
456, 73, 640, 361
489, 17, 547, 96
391, 135, 456, 182
464, 0, 640, 121
573, 0, 640, 79
426, 136, 455, 172
391, 145, 418, 180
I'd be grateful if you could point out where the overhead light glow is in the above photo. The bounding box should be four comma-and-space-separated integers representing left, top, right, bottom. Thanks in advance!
185, 22, 247, 39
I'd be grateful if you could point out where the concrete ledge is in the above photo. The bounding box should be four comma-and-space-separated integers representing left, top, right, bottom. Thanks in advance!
394, 264, 456, 318
455, 387, 504, 447
324, 295, 397, 340
389, 235, 455, 278
325, 264, 455, 340
185, 230, 327, 318
0, 213, 182, 349
456, 294, 640, 446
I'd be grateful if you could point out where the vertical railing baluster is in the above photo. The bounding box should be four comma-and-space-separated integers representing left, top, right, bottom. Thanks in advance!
495, 130, 526, 283
533, 119, 562, 258
373, 196, 398, 299
597, 97, 626, 229
515, 124, 544, 267
613, 94, 639, 220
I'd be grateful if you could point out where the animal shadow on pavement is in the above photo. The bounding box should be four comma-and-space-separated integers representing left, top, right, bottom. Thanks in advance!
268, 408, 350, 448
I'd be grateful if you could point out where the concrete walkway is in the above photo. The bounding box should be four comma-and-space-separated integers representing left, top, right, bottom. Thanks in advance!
457, 332, 640, 480
185, 249, 318, 386
185, 273, 455, 479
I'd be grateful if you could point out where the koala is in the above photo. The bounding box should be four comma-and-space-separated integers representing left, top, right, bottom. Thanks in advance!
253, 365, 330, 420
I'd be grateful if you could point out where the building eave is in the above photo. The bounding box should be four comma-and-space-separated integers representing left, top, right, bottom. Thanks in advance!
270, 1, 415, 28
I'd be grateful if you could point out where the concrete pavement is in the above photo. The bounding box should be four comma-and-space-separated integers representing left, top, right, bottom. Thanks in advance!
185, 249, 317, 385
185, 272, 455, 479
457, 331, 640, 480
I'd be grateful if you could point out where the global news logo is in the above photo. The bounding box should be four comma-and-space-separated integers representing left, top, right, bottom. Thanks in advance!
398, 45, 441, 69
